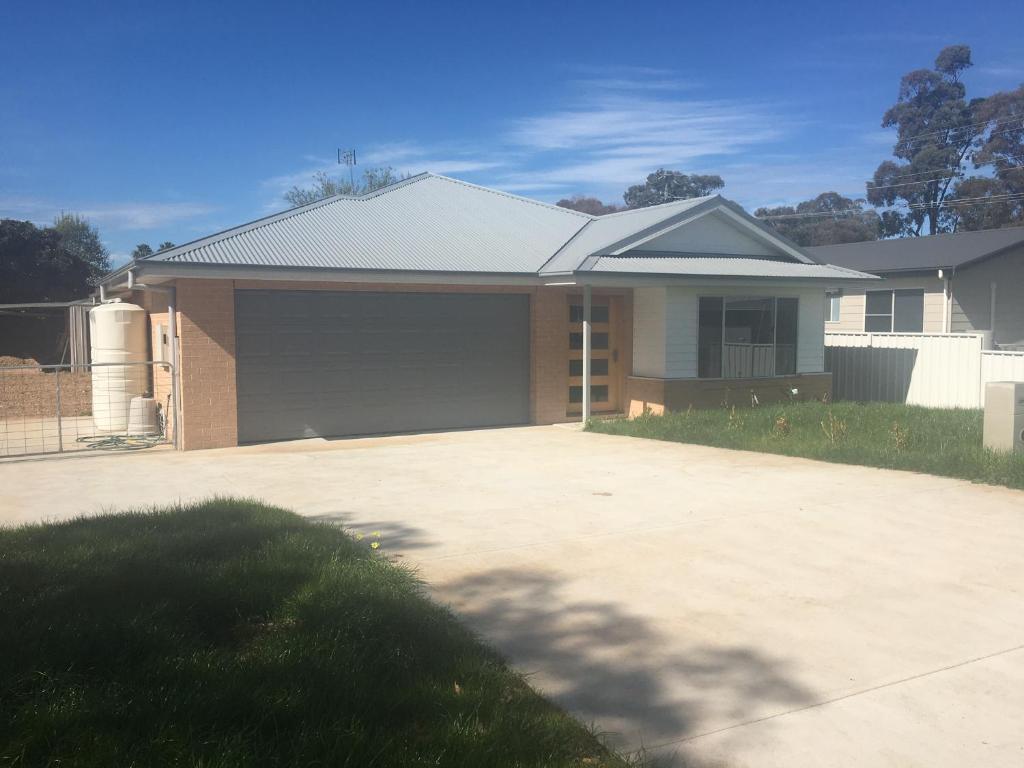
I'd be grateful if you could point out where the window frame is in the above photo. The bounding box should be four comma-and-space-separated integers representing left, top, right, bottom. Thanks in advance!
825, 291, 842, 323
697, 295, 800, 380
863, 289, 924, 333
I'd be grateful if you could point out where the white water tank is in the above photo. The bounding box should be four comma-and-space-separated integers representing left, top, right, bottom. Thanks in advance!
89, 300, 149, 432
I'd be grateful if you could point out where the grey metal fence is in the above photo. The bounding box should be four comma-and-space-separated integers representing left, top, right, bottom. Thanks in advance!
0, 361, 177, 458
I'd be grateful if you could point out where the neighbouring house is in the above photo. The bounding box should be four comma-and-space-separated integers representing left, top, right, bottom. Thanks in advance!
97, 173, 871, 450
807, 226, 1024, 348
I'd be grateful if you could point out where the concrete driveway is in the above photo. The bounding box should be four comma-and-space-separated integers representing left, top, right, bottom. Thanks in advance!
2, 425, 1023, 767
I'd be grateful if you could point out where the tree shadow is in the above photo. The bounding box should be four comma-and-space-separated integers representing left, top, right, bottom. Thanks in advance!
304, 510, 433, 553
432, 567, 816, 766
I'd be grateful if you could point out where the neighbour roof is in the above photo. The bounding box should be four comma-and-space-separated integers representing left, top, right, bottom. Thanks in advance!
805, 226, 1024, 274
121, 173, 871, 283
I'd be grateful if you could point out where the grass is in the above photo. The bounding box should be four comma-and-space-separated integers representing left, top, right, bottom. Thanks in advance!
0, 498, 637, 767
588, 401, 1024, 490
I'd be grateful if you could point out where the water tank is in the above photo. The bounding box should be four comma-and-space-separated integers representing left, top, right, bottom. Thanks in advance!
89, 300, 148, 432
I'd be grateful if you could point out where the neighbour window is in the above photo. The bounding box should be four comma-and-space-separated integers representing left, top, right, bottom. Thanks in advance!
826, 292, 841, 323
697, 296, 799, 379
864, 289, 924, 333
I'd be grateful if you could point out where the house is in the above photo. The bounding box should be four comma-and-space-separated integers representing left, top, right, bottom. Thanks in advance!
98, 173, 870, 450
807, 226, 1024, 348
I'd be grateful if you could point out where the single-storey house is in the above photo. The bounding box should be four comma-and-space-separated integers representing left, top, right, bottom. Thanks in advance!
807, 226, 1024, 348
99, 173, 870, 450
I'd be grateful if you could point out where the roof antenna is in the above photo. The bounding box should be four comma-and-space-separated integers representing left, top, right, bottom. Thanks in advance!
338, 149, 357, 191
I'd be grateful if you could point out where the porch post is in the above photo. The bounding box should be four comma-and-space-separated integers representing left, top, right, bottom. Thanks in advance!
582, 283, 591, 422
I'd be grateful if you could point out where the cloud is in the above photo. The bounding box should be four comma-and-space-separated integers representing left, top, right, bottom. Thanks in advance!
976, 65, 1024, 81
261, 142, 505, 198
0, 196, 216, 230
262, 70, 814, 209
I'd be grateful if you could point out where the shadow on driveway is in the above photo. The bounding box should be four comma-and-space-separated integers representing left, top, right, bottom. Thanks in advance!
433, 566, 816, 765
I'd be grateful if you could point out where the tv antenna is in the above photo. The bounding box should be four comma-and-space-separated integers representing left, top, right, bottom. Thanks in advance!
338, 148, 357, 189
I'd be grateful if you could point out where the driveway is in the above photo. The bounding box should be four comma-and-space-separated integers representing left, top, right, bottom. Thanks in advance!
2, 425, 1023, 767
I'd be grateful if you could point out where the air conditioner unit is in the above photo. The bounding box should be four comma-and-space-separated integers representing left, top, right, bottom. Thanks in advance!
983, 382, 1024, 453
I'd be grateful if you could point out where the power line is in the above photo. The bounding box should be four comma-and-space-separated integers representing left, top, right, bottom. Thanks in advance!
892, 115, 1024, 146
865, 165, 1024, 194
757, 193, 1024, 222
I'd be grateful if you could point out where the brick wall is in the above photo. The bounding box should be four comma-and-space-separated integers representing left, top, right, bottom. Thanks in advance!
176, 280, 237, 450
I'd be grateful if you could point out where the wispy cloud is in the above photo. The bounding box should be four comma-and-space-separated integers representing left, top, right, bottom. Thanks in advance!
262, 69, 804, 207
976, 64, 1024, 81
0, 196, 216, 230
260, 142, 505, 200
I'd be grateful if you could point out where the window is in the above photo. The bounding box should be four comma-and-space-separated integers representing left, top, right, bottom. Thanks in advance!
569, 332, 608, 350
569, 385, 609, 403
569, 358, 609, 376
864, 289, 924, 332
569, 304, 609, 323
697, 296, 799, 379
826, 292, 841, 323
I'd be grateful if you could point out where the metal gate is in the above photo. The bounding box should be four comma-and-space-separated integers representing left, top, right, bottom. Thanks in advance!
0, 361, 178, 458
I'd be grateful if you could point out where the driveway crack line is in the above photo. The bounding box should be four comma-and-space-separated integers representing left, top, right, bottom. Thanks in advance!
641, 641, 1024, 753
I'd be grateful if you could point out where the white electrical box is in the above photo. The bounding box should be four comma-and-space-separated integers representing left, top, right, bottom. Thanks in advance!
983, 382, 1024, 453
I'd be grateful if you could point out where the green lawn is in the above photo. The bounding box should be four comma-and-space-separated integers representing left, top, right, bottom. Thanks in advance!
0, 499, 637, 767
588, 401, 1024, 490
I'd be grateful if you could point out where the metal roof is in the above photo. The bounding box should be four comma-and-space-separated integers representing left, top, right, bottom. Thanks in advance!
147, 174, 590, 274
538, 195, 714, 274
584, 255, 872, 280
805, 226, 1024, 274
123, 172, 871, 283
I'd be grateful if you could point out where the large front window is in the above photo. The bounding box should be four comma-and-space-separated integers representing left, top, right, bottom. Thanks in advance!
697, 296, 799, 378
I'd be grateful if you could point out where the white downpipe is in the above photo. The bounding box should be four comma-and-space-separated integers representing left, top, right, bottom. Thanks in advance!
582, 284, 592, 423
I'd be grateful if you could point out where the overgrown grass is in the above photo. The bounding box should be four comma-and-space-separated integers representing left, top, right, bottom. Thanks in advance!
588, 401, 1024, 490
0, 499, 637, 767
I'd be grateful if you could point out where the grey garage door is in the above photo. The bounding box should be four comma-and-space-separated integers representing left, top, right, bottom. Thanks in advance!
234, 290, 530, 443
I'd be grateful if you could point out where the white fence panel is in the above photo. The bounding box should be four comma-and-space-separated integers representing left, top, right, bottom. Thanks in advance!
981, 351, 1024, 405
825, 332, 985, 408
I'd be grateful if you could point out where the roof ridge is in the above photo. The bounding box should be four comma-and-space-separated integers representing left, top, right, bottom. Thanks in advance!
428, 174, 596, 220
596, 194, 718, 219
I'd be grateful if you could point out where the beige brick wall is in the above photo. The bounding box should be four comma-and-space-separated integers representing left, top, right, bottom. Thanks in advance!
176, 279, 238, 450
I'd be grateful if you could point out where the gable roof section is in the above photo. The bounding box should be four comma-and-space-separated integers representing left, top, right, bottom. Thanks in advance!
537, 195, 815, 275
805, 226, 1024, 274
120, 173, 871, 283
143, 174, 591, 274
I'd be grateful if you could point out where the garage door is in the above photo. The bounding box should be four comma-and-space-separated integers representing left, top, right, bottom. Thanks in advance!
234, 290, 530, 443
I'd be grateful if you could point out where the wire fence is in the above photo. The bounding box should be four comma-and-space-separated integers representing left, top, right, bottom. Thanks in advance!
0, 361, 176, 458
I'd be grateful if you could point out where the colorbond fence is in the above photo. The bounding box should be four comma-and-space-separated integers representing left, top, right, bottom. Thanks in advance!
825, 332, 1024, 409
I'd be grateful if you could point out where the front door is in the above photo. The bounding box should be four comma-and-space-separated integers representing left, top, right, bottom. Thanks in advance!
567, 294, 623, 415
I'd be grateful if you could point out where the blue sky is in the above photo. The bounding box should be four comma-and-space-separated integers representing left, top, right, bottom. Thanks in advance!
2, 0, 1021, 265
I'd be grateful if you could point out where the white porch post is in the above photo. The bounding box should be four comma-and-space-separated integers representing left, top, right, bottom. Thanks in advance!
582, 283, 591, 422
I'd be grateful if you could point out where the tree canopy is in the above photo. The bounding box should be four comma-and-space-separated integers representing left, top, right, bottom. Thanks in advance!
623, 170, 724, 208
130, 242, 175, 260
756, 193, 880, 246
52, 213, 109, 285
555, 195, 623, 215
868, 45, 1024, 236
283, 167, 406, 207
0, 219, 97, 303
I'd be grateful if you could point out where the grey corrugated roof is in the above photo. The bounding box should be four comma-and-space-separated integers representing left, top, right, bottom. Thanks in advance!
805, 226, 1024, 274
585, 255, 869, 280
538, 195, 714, 274
147, 174, 591, 274
126, 172, 870, 283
